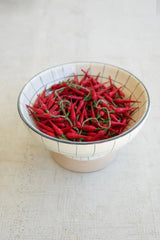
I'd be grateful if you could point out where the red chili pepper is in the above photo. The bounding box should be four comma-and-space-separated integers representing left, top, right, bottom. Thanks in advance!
84, 107, 88, 120
80, 68, 90, 84
97, 97, 112, 110
76, 100, 85, 114
70, 100, 76, 124
104, 93, 113, 102
91, 76, 98, 85
96, 130, 107, 137
109, 128, 119, 134
49, 104, 59, 114
105, 85, 113, 92
111, 121, 127, 127
90, 102, 96, 118
125, 95, 132, 108
113, 107, 133, 114
78, 106, 85, 123
42, 117, 64, 123
47, 99, 55, 110
91, 84, 97, 101
78, 86, 90, 94
61, 126, 73, 133
66, 132, 87, 140
58, 88, 68, 96
99, 110, 105, 117
110, 113, 119, 121
84, 135, 105, 141
128, 107, 139, 115
101, 123, 108, 128
64, 121, 70, 127
87, 132, 97, 136
123, 112, 136, 122
46, 93, 55, 109
68, 86, 85, 96
73, 100, 78, 107
56, 123, 66, 128
50, 83, 63, 90
33, 94, 40, 108
118, 118, 128, 134
97, 88, 108, 95
83, 136, 95, 141
65, 95, 83, 100
80, 77, 92, 87
32, 113, 52, 119
109, 87, 121, 98
122, 118, 127, 125
73, 73, 79, 84
26, 105, 44, 114
114, 98, 138, 104
40, 88, 47, 102
75, 121, 82, 129
93, 82, 106, 90
69, 128, 77, 134
81, 125, 97, 131
38, 127, 55, 137
94, 72, 100, 82
38, 98, 48, 111
36, 121, 54, 132
52, 117, 65, 123
118, 88, 125, 97
49, 121, 65, 137
109, 76, 113, 89
51, 110, 59, 116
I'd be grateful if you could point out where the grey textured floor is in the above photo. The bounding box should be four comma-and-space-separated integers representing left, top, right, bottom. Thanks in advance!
0, 1, 159, 239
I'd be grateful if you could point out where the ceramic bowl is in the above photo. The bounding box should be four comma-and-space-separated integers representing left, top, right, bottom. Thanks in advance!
17, 62, 150, 172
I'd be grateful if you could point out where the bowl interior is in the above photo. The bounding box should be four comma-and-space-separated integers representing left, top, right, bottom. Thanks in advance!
18, 62, 149, 141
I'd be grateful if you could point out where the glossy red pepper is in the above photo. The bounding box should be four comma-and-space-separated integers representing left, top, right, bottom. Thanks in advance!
73, 73, 79, 84
76, 100, 85, 114
114, 98, 138, 104
40, 88, 47, 103
68, 86, 85, 96
36, 121, 54, 132
81, 125, 97, 131
49, 121, 65, 137
38, 127, 55, 137
113, 107, 133, 114
111, 120, 127, 127
66, 132, 87, 140
93, 82, 106, 90
26, 105, 44, 114
47, 93, 55, 109
90, 102, 96, 118
66, 95, 83, 100
70, 100, 76, 124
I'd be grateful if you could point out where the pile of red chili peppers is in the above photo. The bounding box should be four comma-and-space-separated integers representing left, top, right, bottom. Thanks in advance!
26, 69, 138, 142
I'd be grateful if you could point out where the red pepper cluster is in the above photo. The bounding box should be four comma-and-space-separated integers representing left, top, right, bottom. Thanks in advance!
26, 69, 138, 142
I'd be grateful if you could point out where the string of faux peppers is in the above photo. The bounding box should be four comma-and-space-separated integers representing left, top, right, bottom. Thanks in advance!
26, 69, 139, 142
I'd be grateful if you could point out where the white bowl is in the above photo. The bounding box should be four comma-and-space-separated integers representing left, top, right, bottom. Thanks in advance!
17, 62, 150, 172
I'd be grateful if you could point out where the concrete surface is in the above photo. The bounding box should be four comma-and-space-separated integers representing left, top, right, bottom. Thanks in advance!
0, 0, 159, 239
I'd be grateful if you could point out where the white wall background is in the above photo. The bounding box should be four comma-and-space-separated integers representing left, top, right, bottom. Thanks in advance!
0, 1, 159, 240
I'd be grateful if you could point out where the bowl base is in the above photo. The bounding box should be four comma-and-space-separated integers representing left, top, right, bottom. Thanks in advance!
50, 152, 115, 173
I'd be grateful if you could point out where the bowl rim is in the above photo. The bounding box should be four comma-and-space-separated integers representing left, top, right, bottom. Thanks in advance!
17, 61, 150, 145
